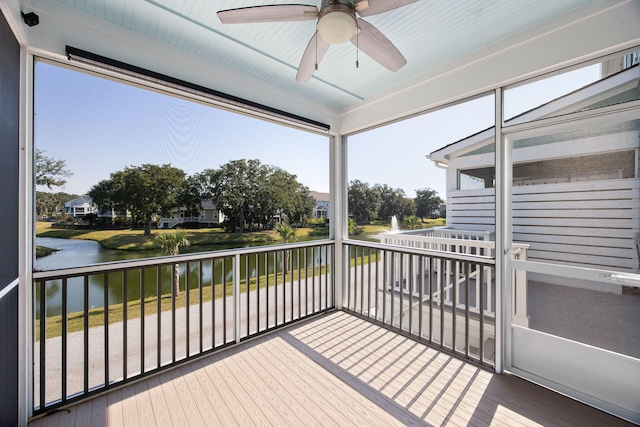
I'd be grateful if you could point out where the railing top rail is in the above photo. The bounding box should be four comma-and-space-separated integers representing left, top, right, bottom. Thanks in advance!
33, 239, 334, 280
344, 239, 495, 266
380, 234, 530, 250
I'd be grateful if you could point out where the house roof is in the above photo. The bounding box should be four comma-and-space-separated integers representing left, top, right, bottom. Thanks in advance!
310, 191, 330, 202
429, 64, 640, 163
65, 195, 93, 207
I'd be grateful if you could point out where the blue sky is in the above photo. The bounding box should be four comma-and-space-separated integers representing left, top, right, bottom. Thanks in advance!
35, 61, 601, 199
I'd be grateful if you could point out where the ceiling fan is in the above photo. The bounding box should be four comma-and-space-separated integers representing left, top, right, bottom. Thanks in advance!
217, 0, 418, 82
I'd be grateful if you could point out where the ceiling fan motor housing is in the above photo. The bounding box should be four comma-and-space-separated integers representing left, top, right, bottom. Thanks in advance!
317, 1, 357, 44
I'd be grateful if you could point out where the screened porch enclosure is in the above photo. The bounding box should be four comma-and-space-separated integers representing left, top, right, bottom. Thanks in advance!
4, 1, 640, 426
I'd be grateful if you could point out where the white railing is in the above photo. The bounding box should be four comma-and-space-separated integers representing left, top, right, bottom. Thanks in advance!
379, 231, 530, 328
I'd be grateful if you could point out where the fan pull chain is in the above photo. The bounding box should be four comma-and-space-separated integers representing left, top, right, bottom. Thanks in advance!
315, 30, 319, 71
356, 25, 359, 68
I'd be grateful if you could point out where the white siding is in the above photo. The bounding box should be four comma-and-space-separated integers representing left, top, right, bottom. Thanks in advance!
447, 178, 640, 271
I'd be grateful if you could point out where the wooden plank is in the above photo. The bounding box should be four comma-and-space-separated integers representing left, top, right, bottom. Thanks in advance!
513, 199, 638, 210
512, 217, 635, 228
526, 250, 637, 270
514, 232, 633, 247
164, 367, 207, 427
522, 241, 634, 259
144, 371, 174, 427
106, 388, 123, 427
512, 178, 640, 194
148, 371, 190, 427
200, 352, 272, 425
72, 396, 92, 427
514, 209, 639, 220
189, 359, 254, 427
514, 226, 633, 239
120, 378, 140, 427
131, 380, 155, 427
90, 394, 107, 426
174, 363, 223, 426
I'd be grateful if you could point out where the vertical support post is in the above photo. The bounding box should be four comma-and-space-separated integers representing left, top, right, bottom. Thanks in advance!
330, 134, 347, 310
234, 254, 241, 344
494, 87, 510, 373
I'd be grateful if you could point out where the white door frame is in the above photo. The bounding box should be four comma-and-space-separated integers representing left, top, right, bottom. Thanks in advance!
501, 104, 640, 424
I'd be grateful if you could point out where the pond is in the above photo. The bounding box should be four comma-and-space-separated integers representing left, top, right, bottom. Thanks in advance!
35, 237, 334, 317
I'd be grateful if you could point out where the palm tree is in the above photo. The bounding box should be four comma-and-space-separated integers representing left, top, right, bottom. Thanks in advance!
275, 221, 297, 275
405, 215, 420, 230
155, 230, 190, 296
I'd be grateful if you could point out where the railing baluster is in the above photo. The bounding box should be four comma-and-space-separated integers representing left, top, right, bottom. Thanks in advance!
390, 252, 395, 328
418, 256, 424, 338
440, 259, 445, 348
429, 258, 434, 343
290, 248, 294, 321
311, 247, 316, 314
256, 254, 261, 332
479, 264, 485, 364
235, 254, 241, 344
140, 268, 145, 372
39, 280, 46, 409
247, 255, 251, 336
360, 247, 364, 315
399, 253, 404, 331
83, 276, 89, 394
408, 255, 413, 333
367, 248, 372, 318
211, 258, 216, 348
123, 271, 128, 380
465, 262, 470, 359
199, 261, 203, 354
297, 249, 301, 318
172, 265, 176, 363
452, 261, 458, 354
304, 247, 308, 316
104, 273, 109, 386
265, 253, 269, 328
61, 278, 67, 403
223, 257, 227, 344
186, 262, 190, 357
382, 250, 387, 325
157, 266, 161, 368
282, 250, 286, 323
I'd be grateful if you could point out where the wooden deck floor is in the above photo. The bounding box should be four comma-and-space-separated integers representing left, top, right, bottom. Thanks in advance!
29, 311, 633, 427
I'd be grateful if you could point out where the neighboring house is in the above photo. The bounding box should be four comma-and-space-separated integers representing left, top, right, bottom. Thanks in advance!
158, 199, 224, 229
64, 195, 97, 217
310, 191, 330, 220
429, 63, 640, 273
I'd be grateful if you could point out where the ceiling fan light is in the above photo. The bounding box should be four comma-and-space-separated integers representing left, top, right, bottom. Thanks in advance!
318, 10, 356, 44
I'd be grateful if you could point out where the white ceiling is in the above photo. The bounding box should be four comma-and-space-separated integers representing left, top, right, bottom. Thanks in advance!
5, 0, 640, 132
40, 0, 601, 110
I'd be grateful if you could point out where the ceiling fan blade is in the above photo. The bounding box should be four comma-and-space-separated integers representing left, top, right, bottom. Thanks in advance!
218, 5, 318, 24
350, 18, 406, 72
296, 32, 331, 82
356, 0, 418, 17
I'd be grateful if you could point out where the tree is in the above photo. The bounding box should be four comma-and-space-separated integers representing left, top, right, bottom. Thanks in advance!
155, 231, 190, 296
414, 188, 443, 219
35, 148, 73, 189
275, 221, 297, 275
199, 160, 314, 232
405, 215, 420, 230
35, 191, 78, 219
348, 180, 380, 225
376, 184, 415, 222
88, 164, 187, 235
